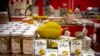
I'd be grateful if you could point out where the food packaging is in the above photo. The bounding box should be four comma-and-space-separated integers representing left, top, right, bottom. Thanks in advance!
35, 39, 47, 56
58, 40, 70, 56
71, 39, 82, 56
46, 49, 58, 56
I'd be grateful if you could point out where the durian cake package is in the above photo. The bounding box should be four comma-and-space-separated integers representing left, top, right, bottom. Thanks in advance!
82, 49, 95, 56
46, 49, 58, 56
35, 39, 47, 56
71, 39, 82, 56
82, 52, 95, 56
58, 40, 70, 56
48, 39, 58, 48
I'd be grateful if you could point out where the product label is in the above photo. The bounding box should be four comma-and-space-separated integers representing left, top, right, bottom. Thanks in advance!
58, 40, 70, 56
35, 39, 47, 56
71, 39, 82, 56
23, 39, 33, 54
46, 49, 58, 56
11, 37, 21, 53
0, 37, 9, 53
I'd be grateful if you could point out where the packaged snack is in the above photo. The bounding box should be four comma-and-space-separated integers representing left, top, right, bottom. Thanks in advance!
48, 39, 58, 49
35, 39, 47, 56
58, 40, 70, 56
71, 39, 82, 56
82, 48, 95, 56
46, 49, 58, 56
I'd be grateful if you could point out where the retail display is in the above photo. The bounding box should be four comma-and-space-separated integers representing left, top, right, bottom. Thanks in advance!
0, 18, 96, 56
0, 0, 99, 56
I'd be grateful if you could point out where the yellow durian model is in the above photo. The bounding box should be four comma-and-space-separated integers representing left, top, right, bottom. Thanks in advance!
36, 21, 63, 39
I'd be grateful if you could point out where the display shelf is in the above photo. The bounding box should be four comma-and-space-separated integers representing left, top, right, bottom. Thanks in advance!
61, 25, 94, 37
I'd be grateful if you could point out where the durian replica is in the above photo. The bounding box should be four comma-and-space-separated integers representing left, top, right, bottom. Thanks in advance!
36, 21, 63, 39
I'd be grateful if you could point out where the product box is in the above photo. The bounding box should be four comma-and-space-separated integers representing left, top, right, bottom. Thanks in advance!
82, 51, 95, 56
46, 49, 58, 56
82, 48, 95, 56
58, 40, 70, 56
71, 39, 82, 56
35, 39, 47, 56
48, 39, 58, 49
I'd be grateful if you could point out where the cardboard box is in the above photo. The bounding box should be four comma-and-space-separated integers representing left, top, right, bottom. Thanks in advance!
46, 49, 58, 56
58, 40, 70, 56
71, 39, 82, 56
35, 39, 47, 56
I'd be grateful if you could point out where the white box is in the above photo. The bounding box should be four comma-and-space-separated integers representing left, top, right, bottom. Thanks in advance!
46, 49, 58, 56
35, 39, 47, 56
82, 48, 95, 56
58, 40, 70, 56
71, 39, 82, 56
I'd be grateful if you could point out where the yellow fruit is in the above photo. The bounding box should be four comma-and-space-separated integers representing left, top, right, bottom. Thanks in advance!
36, 21, 63, 39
